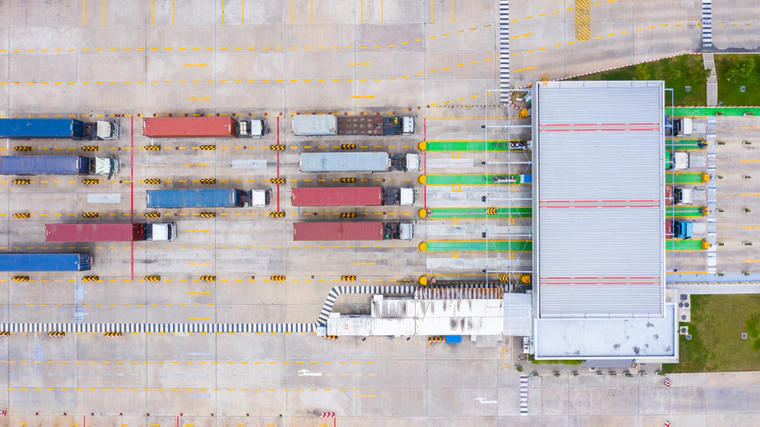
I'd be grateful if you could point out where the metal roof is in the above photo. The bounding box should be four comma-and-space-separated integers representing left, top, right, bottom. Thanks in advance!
532, 80, 666, 319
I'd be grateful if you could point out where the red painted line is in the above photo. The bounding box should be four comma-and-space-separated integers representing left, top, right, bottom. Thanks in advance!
83, 415, 86, 427
130, 115, 135, 281
539, 205, 658, 209
542, 282, 660, 285
276, 116, 281, 212
423, 118, 427, 208
541, 122, 658, 127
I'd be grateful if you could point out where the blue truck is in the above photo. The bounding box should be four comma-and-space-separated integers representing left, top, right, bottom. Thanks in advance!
0, 253, 92, 272
0, 118, 118, 140
147, 188, 271, 209
666, 220, 694, 239
0, 155, 119, 179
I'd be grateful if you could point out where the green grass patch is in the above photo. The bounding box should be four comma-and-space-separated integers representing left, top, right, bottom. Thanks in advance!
663, 295, 760, 373
715, 54, 760, 106
528, 355, 584, 365
568, 54, 707, 106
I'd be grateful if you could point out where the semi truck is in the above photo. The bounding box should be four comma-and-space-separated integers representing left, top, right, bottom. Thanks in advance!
293, 221, 414, 241
665, 151, 689, 171
0, 118, 118, 140
45, 223, 177, 242
291, 187, 414, 207
0, 155, 119, 179
0, 253, 92, 272
147, 188, 271, 209
299, 152, 419, 173
667, 117, 707, 137
143, 117, 268, 138
666, 220, 693, 239
674, 187, 706, 205
292, 115, 414, 136
666, 185, 673, 206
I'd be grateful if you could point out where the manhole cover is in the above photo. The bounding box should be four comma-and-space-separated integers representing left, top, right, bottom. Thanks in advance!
685, 86, 691, 92
686, 334, 692, 340
741, 86, 746, 92
742, 333, 748, 339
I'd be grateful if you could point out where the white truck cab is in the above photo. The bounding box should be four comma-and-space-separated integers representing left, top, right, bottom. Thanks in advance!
250, 189, 270, 207
94, 157, 120, 179
405, 154, 420, 172
146, 223, 177, 241
399, 188, 414, 206
402, 117, 415, 135
399, 223, 414, 240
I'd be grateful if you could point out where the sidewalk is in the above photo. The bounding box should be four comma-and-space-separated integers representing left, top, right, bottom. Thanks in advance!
703, 53, 718, 106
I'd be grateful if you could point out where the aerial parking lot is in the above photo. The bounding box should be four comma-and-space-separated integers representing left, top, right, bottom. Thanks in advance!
1, 0, 760, 426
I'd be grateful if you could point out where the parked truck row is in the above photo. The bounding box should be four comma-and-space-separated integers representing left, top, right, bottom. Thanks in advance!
293, 221, 413, 241
291, 187, 414, 207
143, 117, 268, 138
0, 253, 92, 272
0, 118, 119, 140
292, 115, 414, 136
45, 223, 177, 242
0, 155, 120, 179
299, 152, 419, 173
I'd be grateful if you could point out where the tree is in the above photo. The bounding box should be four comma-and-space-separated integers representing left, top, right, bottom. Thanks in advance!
728, 57, 756, 80
635, 63, 651, 80
691, 66, 712, 84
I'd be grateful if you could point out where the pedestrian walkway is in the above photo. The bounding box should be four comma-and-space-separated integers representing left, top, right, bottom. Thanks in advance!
423, 206, 532, 220
420, 140, 518, 152
520, 375, 529, 416
499, 0, 510, 103
422, 173, 530, 186
701, 0, 713, 49
666, 172, 709, 185
420, 240, 532, 252
703, 53, 718, 106
672, 107, 760, 116
666, 206, 706, 218
0, 322, 318, 334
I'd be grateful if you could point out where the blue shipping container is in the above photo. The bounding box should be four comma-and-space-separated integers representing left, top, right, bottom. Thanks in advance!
0, 118, 85, 139
0, 156, 89, 175
147, 189, 241, 209
0, 253, 91, 272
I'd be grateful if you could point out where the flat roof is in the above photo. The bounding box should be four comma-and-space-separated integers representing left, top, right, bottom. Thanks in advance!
532, 80, 666, 319
534, 304, 677, 360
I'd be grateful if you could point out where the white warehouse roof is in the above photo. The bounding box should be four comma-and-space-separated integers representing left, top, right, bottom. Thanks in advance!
532, 80, 666, 319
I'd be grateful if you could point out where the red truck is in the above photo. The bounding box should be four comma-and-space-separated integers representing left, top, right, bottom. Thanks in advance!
291, 187, 414, 207
143, 117, 267, 138
45, 223, 177, 242
293, 222, 413, 241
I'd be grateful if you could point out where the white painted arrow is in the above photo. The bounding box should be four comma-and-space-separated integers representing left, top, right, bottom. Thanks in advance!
474, 397, 498, 404
297, 369, 323, 377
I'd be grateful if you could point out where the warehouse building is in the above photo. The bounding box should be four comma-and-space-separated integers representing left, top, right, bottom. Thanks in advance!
530, 80, 678, 361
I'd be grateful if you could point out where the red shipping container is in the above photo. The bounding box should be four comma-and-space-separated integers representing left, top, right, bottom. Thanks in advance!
143, 117, 237, 138
293, 222, 384, 241
45, 223, 143, 242
291, 187, 383, 207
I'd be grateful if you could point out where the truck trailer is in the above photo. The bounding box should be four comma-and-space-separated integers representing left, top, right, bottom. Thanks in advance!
293, 221, 413, 241
0, 156, 119, 179
0, 253, 92, 272
147, 188, 271, 209
291, 187, 414, 207
299, 152, 419, 173
143, 117, 268, 138
292, 115, 414, 136
45, 223, 177, 242
0, 118, 118, 140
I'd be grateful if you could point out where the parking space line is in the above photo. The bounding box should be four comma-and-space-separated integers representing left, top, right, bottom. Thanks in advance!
102, 0, 106, 26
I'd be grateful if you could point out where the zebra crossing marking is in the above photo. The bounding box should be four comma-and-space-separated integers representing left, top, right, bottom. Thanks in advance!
500, 0, 510, 102
520, 374, 529, 416
702, 0, 712, 48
